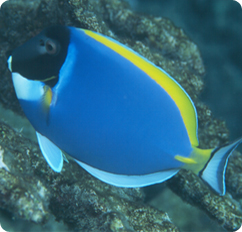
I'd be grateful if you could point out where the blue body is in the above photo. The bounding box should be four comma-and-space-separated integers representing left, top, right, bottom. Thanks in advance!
20, 27, 192, 175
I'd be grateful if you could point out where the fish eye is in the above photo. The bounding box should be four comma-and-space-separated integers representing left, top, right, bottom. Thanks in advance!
45, 39, 58, 55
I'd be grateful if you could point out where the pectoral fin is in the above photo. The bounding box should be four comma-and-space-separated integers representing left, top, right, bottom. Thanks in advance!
41, 85, 53, 124
42, 85, 52, 109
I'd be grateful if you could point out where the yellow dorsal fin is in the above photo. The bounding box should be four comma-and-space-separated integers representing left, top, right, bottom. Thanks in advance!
83, 29, 199, 147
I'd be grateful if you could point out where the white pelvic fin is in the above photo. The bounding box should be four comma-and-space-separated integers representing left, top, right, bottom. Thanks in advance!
200, 137, 242, 195
75, 159, 179, 187
62, 153, 69, 163
36, 132, 63, 172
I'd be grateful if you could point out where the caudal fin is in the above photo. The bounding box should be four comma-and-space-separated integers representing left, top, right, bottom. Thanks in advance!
200, 137, 242, 195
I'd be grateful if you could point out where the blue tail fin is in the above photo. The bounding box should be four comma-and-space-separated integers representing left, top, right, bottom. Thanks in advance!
200, 137, 242, 195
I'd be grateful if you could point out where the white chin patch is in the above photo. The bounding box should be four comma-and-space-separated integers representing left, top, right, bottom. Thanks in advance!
12, 73, 44, 101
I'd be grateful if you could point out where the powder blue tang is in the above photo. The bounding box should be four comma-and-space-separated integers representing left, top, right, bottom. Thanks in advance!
8, 26, 242, 195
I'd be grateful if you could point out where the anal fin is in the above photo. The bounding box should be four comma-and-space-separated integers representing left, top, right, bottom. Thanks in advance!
75, 159, 179, 187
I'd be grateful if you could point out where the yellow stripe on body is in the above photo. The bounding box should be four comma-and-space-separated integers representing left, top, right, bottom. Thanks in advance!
175, 155, 197, 164
83, 29, 199, 146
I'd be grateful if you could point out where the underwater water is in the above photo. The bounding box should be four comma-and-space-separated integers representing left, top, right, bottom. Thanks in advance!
128, 0, 242, 141
128, 1, 242, 231
0, 0, 242, 232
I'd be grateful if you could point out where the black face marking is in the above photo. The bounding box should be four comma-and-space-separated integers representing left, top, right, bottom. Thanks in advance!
11, 25, 70, 87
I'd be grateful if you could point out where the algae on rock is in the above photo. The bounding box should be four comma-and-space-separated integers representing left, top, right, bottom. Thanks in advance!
0, 122, 178, 231
0, 0, 241, 231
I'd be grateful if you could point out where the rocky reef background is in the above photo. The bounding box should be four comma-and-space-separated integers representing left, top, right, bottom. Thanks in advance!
128, 0, 242, 142
0, 0, 242, 231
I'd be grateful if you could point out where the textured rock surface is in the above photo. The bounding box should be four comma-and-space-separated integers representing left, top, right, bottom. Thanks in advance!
0, 0, 241, 231
0, 122, 178, 231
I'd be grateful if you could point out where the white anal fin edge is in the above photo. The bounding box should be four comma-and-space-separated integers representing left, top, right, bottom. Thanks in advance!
36, 132, 63, 172
200, 137, 242, 195
75, 159, 179, 188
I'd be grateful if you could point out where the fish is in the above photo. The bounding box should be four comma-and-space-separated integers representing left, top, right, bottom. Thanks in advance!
7, 25, 242, 195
